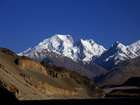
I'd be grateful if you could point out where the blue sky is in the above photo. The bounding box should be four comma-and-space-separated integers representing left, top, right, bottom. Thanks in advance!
0, 0, 140, 53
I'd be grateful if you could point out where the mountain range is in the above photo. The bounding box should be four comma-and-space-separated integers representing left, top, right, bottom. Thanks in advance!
0, 34, 140, 100
19, 34, 140, 98
19, 34, 140, 71
19, 34, 106, 63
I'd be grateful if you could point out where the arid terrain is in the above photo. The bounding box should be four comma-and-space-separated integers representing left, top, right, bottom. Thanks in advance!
0, 47, 140, 102
0, 48, 104, 101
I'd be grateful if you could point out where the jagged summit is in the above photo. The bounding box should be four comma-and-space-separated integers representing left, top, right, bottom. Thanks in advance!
111, 41, 130, 56
112, 41, 124, 48
95, 41, 137, 69
20, 34, 106, 63
20, 34, 140, 70
20, 34, 80, 61
128, 40, 140, 56
80, 39, 106, 62
36, 34, 74, 52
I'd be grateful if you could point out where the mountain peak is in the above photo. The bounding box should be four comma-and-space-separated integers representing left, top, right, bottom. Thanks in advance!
20, 34, 140, 70
55, 34, 73, 40
20, 34, 106, 63
80, 39, 95, 44
128, 40, 140, 56
112, 41, 125, 48
38, 34, 74, 48
128, 40, 140, 48
95, 41, 138, 69
80, 39, 106, 62
35, 34, 81, 61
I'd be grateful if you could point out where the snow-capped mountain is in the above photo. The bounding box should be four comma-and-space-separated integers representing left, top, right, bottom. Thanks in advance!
94, 41, 137, 69
20, 34, 80, 61
20, 34, 140, 70
79, 39, 106, 63
128, 40, 140, 56
20, 34, 106, 63
36, 34, 81, 61
19, 34, 108, 79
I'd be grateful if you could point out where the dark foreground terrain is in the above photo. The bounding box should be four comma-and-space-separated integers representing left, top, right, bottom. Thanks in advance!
0, 98, 140, 105
0, 85, 139, 105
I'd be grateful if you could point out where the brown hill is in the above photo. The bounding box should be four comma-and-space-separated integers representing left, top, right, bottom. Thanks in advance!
0, 48, 104, 100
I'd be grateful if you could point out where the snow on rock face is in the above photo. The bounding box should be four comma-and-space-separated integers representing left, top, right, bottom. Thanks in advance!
106, 41, 137, 63
20, 34, 80, 61
19, 34, 140, 70
128, 40, 140, 56
37, 34, 74, 53
95, 41, 138, 69
80, 39, 106, 62
20, 34, 106, 63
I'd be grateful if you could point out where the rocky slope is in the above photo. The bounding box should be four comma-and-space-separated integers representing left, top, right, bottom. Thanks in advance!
94, 41, 137, 70
0, 48, 104, 100
97, 57, 140, 87
37, 50, 107, 79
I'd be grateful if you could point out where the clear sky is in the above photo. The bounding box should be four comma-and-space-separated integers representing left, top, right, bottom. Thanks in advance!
0, 0, 140, 53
